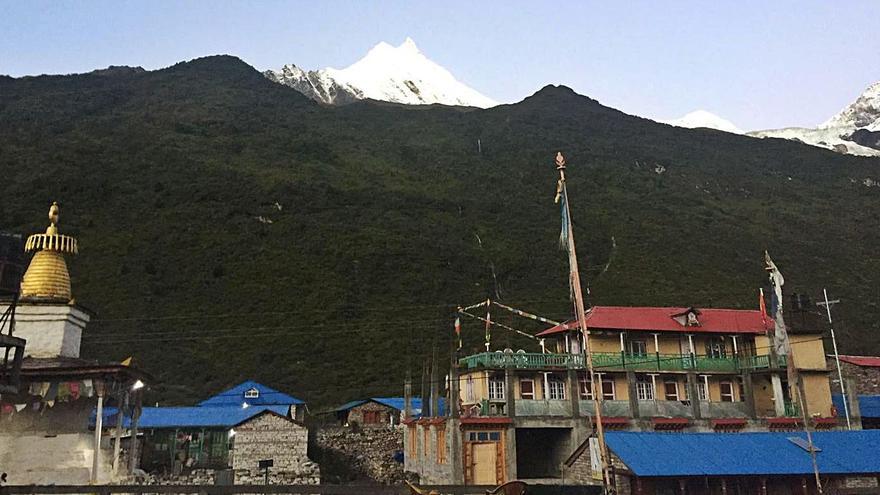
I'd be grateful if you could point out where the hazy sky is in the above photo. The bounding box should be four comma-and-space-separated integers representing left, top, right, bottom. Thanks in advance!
2, 0, 877, 130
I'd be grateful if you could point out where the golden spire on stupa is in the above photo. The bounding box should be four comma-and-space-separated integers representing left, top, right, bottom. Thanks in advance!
20, 202, 79, 302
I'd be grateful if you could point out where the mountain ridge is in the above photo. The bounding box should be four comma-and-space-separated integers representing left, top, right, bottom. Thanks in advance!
1, 55, 879, 406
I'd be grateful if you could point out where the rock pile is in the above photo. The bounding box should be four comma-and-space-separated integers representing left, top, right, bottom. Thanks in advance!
314, 426, 404, 484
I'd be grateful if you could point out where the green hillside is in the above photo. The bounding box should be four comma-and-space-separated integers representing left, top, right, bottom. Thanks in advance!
1, 56, 878, 406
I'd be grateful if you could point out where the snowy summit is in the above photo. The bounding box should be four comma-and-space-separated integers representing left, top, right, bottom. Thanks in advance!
749, 81, 880, 157
265, 38, 497, 108
661, 110, 743, 134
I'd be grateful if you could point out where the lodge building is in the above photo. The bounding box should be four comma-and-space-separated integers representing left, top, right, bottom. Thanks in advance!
405, 305, 849, 488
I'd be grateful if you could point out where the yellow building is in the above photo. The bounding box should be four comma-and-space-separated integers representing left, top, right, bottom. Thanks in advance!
406, 305, 836, 486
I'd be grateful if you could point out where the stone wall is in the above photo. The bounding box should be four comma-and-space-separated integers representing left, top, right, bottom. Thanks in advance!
313, 426, 405, 484
830, 358, 880, 395
231, 412, 317, 483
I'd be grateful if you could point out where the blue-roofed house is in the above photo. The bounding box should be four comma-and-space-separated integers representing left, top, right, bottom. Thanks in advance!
584, 430, 880, 494
122, 381, 310, 476
333, 397, 446, 427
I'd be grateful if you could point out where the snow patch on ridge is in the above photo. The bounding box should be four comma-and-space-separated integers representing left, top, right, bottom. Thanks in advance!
661, 110, 743, 134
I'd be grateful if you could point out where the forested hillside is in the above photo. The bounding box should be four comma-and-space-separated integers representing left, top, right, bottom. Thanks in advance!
1, 56, 878, 406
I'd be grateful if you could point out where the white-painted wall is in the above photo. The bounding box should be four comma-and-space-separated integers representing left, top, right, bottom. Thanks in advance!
0, 303, 90, 358
0, 433, 114, 484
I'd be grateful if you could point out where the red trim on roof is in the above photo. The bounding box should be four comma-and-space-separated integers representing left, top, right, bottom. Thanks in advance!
838, 355, 880, 368
537, 306, 772, 337
812, 417, 837, 429
652, 418, 689, 430
459, 417, 513, 425
767, 417, 803, 429
712, 418, 747, 430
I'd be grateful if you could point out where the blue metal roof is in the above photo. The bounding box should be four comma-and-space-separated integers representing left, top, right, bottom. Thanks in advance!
90, 405, 289, 429
605, 431, 880, 477
197, 381, 304, 407
333, 397, 446, 416
833, 394, 880, 419
129, 405, 289, 429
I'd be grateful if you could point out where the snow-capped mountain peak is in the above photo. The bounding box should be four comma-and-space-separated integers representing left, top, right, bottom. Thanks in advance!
661, 110, 743, 134
265, 38, 497, 108
749, 80, 880, 157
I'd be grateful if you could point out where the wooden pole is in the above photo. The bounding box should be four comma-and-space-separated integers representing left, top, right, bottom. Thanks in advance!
554, 152, 612, 493
91, 383, 104, 484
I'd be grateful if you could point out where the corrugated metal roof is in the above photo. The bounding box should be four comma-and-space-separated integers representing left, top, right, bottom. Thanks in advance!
605, 431, 880, 477
538, 306, 772, 337
197, 381, 304, 407
333, 397, 446, 416
90, 405, 290, 429
833, 394, 880, 419
838, 355, 880, 368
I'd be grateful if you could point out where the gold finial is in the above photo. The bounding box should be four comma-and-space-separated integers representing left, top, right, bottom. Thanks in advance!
555, 152, 566, 170
20, 202, 79, 302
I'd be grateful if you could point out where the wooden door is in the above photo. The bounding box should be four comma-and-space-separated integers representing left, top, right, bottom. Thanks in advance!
472, 443, 497, 485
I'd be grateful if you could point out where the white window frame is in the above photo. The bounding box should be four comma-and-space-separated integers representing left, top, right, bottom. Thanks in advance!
698, 376, 709, 401
520, 379, 535, 400
629, 340, 648, 356
579, 376, 593, 400
601, 375, 616, 400
719, 381, 735, 402
663, 380, 679, 401
547, 376, 566, 400
488, 375, 505, 400
635, 376, 654, 401
244, 388, 260, 399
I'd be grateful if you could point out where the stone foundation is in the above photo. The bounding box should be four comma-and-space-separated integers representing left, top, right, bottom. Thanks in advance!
313, 426, 404, 484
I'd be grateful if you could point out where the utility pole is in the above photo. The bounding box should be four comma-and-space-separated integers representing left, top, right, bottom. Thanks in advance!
817, 289, 849, 429
554, 152, 612, 493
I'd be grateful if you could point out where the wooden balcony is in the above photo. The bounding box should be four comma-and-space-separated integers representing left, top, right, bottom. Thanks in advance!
459, 351, 787, 373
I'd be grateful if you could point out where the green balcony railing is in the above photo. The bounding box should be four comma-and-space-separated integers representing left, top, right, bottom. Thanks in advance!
459, 352, 584, 370
460, 351, 787, 373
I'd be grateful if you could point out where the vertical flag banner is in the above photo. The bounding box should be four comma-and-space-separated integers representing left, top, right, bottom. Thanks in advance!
454, 315, 462, 350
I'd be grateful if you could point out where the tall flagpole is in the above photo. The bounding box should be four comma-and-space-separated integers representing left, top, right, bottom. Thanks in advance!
554, 152, 612, 492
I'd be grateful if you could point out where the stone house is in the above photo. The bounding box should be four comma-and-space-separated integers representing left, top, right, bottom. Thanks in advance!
231, 410, 317, 483
334, 397, 444, 427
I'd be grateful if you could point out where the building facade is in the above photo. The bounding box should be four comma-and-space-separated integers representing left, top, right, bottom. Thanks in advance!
405, 305, 839, 486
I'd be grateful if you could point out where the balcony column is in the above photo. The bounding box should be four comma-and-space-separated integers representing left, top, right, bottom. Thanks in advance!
626, 371, 640, 419
505, 369, 516, 418
653, 333, 660, 369
568, 368, 580, 418
687, 372, 701, 419
687, 334, 696, 368
741, 371, 756, 418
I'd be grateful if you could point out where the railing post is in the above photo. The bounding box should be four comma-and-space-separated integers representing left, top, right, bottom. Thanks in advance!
621, 350, 626, 369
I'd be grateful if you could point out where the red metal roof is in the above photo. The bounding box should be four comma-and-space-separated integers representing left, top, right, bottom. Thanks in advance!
536, 306, 772, 337
838, 355, 880, 368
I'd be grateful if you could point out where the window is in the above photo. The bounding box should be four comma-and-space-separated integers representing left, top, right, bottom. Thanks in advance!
579, 375, 593, 400
423, 427, 430, 457
601, 376, 616, 400
489, 375, 505, 400
520, 379, 535, 400
437, 428, 447, 464
571, 337, 581, 355
664, 380, 679, 401
548, 375, 566, 400
698, 376, 708, 401
362, 410, 381, 424
636, 375, 654, 401
244, 387, 260, 399
737, 378, 746, 402
629, 340, 648, 356
720, 381, 735, 402
466, 376, 475, 402
705, 338, 727, 358
467, 431, 501, 442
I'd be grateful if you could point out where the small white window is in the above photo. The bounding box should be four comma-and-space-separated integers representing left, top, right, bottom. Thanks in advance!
636, 376, 654, 401
629, 340, 648, 356
520, 379, 535, 400
601, 376, 616, 400
548, 376, 566, 400
720, 381, 735, 402
244, 387, 260, 399
664, 380, 679, 401
488, 376, 505, 400
579, 376, 593, 400
698, 377, 709, 401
